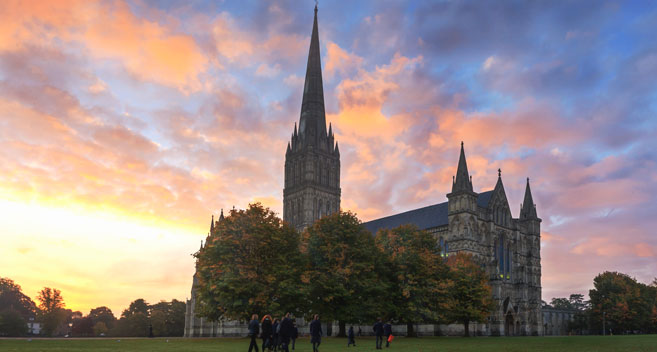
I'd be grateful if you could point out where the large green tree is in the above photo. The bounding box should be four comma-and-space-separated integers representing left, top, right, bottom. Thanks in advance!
150, 299, 186, 336
302, 211, 385, 337
589, 271, 656, 334
374, 224, 449, 336
36, 287, 66, 336
195, 203, 305, 321
441, 252, 493, 337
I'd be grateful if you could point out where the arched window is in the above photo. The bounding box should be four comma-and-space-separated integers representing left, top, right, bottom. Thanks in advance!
439, 238, 445, 257
318, 199, 323, 218
498, 235, 505, 278
507, 247, 512, 280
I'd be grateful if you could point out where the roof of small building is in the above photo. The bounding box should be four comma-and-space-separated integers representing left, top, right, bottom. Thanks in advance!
362, 190, 494, 235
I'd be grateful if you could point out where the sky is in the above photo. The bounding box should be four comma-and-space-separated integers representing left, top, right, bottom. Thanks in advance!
1, 0, 656, 316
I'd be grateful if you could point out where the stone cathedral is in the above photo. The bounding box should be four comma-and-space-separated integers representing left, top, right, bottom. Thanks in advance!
185, 5, 551, 337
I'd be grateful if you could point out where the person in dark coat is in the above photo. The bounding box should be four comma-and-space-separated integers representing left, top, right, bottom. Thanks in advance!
347, 326, 356, 347
272, 318, 280, 352
248, 314, 260, 352
384, 321, 392, 348
261, 315, 273, 351
373, 318, 384, 350
309, 314, 322, 352
279, 313, 294, 352
291, 321, 299, 350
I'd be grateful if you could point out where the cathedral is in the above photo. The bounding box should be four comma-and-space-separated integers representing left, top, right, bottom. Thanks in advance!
185, 5, 549, 337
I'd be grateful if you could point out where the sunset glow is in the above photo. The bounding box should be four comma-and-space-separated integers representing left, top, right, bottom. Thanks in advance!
1, 0, 656, 315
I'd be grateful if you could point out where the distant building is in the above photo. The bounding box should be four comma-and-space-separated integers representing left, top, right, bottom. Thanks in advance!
27, 317, 41, 335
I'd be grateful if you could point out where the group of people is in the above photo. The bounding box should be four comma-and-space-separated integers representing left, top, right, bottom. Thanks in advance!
248, 314, 394, 351
248, 313, 300, 352
372, 318, 394, 349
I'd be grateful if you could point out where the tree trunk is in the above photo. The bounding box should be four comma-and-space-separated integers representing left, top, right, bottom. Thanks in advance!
464, 320, 470, 337
406, 322, 416, 337
338, 320, 346, 337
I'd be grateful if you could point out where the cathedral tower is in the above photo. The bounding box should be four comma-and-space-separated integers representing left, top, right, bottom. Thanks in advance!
283, 5, 340, 231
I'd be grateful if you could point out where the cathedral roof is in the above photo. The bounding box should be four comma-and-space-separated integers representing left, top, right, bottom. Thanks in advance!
362, 190, 493, 234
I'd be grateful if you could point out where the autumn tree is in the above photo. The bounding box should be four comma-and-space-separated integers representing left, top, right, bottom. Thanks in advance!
441, 252, 493, 337
375, 224, 449, 336
302, 211, 385, 337
195, 203, 306, 321
588, 271, 657, 334
37, 287, 67, 336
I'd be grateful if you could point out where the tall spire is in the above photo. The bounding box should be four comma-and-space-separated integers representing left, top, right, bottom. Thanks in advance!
520, 178, 538, 219
298, 4, 327, 146
210, 215, 214, 232
219, 208, 224, 221
452, 142, 473, 192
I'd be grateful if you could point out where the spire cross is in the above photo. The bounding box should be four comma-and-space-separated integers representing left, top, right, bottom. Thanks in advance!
498, 168, 502, 178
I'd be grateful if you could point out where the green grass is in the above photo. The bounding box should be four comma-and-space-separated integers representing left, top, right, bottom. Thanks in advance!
1, 335, 656, 352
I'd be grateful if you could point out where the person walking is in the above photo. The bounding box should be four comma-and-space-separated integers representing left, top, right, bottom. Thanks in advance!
261, 315, 273, 351
279, 313, 294, 352
347, 326, 356, 347
291, 321, 299, 350
309, 314, 322, 352
373, 318, 384, 350
272, 318, 280, 352
248, 314, 260, 352
384, 321, 392, 348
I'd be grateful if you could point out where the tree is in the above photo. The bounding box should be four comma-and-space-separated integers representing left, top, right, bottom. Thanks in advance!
196, 203, 306, 321
550, 297, 573, 310
36, 287, 66, 336
0, 309, 28, 337
150, 299, 186, 336
121, 299, 149, 318
71, 316, 94, 337
589, 271, 655, 334
441, 252, 493, 337
88, 306, 116, 330
0, 278, 37, 319
375, 224, 449, 336
302, 211, 385, 337
569, 294, 588, 311
93, 321, 108, 336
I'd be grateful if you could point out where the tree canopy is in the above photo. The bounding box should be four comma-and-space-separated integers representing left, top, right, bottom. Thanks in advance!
374, 224, 449, 335
302, 211, 385, 336
441, 252, 493, 337
195, 203, 305, 321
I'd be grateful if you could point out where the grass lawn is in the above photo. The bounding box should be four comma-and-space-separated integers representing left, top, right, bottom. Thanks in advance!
1, 335, 656, 352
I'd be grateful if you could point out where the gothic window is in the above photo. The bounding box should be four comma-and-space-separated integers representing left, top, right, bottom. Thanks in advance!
318, 199, 323, 218
439, 238, 449, 258
506, 246, 511, 280
297, 198, 302, 222
498, 235, 505, 278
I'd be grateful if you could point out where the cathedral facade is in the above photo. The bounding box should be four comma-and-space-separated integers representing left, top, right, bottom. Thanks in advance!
185, 5, 548, 337
362, 144, 543, 336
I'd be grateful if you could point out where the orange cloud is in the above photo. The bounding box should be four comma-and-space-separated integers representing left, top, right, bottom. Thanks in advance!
0, 0, 207, 91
